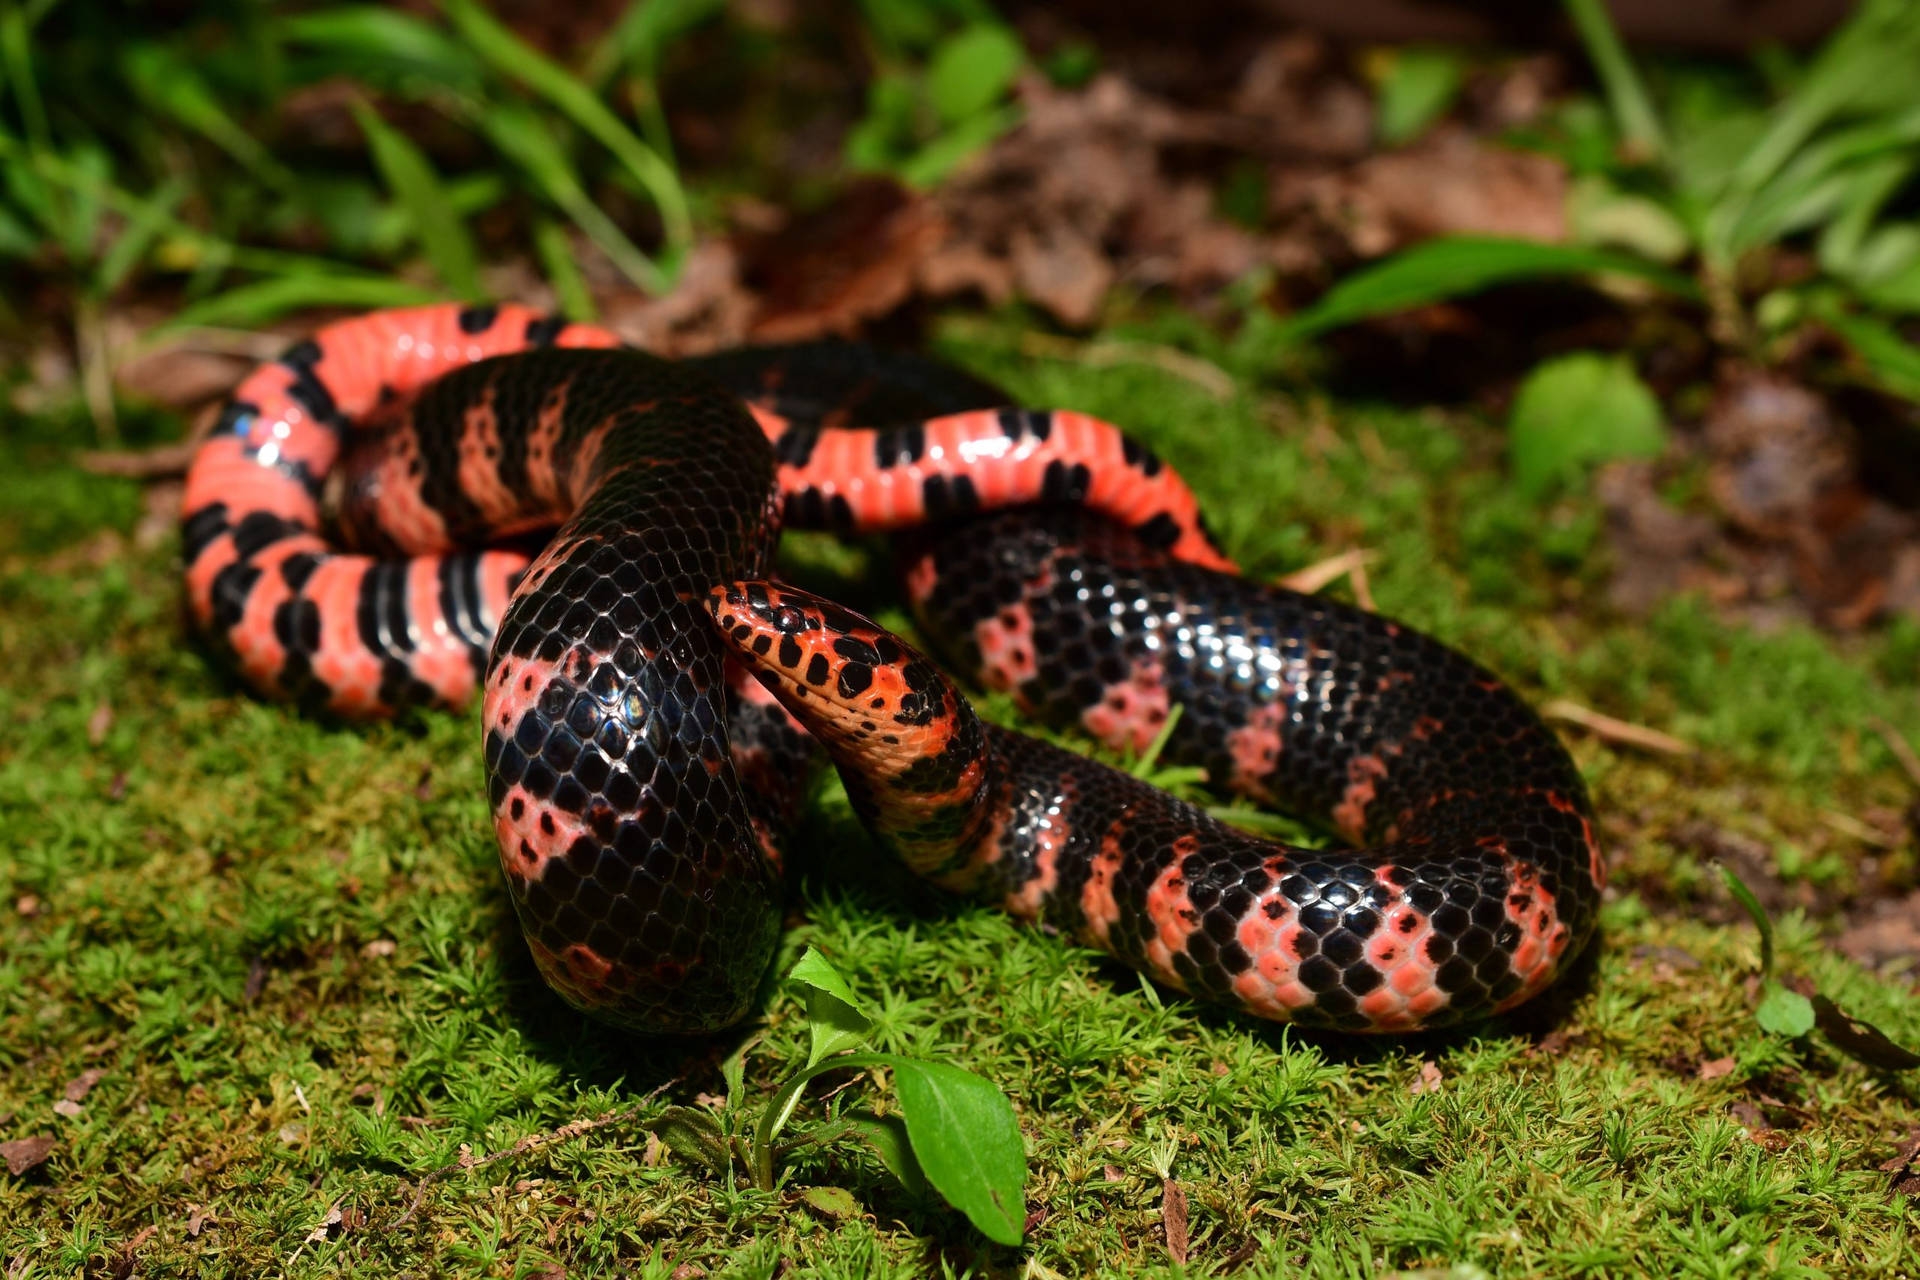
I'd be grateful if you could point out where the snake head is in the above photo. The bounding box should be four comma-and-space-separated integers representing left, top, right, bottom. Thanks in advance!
706, 579, 993, 878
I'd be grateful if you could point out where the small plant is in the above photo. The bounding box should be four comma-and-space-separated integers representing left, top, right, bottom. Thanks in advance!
645, 947, 1028, 1245
844, 3, 1026, 189
0, 0, 711, 399
1717, 863, 1919, 1069
1278, 0, 1920, 494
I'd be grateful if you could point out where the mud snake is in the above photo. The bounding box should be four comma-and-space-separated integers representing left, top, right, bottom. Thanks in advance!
182, 303, 1604, 1034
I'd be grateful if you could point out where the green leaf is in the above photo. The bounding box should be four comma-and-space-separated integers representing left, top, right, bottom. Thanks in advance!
799, 1185, 860, 1218
880, 1055, 1027, 1246
788, 947, 875, 1068
280, 6, 484, 92
646, 1106, 731, 1175
896, 104, 1021, 189
1126, 703, 1186, 780
1277, 237, 1698, 342
161, 274, 446, 332
1756, 982, 1816, 1037
1722, 110, 1920, 261
442, 0, 691, 274
95, 178, 188, 295
531, 216, 597, 322
1817, 303, 1920, 402
1726, 1, 1920, 203
1856, 241, 1920, 314
1717, 863, 1778, 977
590, 0, 725, 82
1561, 0, 1666, 159
350, 100, 483, 298
1568, 176, 1691, 263
474, 100, 668, 294
925, 25, 1024, 126
1507, 352, 1666, 498
120, 44, 294, 191
1374, 47, 1464, 148
834, 1113, 929, 1194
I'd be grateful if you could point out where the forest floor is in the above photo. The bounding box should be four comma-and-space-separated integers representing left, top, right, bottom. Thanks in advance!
2, 305, 1917, 1277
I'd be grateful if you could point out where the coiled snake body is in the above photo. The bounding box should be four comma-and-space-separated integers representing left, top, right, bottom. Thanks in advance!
183, 304, 1603, 1034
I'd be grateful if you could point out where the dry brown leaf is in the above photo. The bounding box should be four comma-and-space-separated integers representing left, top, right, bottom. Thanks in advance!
1542, 700, 1693, 756
1697, 1057, 1736, 1081
1161, 1177, 1189, 1264
0, 1135, 54, 1176
63, 1069, 105, 1104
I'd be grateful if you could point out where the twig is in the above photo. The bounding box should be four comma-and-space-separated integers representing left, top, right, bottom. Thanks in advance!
393, 1071, 687, 1225
1869, 717, 1920, 791
78, 440, 200, 479
1277, 548, 1377, 611
1819, 809, 1896, 848
1542, 700, 1693, 756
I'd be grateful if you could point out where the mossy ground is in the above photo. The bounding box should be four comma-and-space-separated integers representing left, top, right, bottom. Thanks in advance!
1, 311, 1916, 1277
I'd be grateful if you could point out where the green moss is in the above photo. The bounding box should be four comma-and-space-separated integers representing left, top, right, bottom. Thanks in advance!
1, 315, 1915, 1276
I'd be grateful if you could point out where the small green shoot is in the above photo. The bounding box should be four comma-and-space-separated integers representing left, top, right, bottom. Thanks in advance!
645, 947, 1028, 1245
1275, 0, 1920, 428
845, 21, 1026, 189
1275, 237, 1698, 343
1718, 864, 1916, 1064
1372, 47, 1466, 148
1507, 352, 1666, 498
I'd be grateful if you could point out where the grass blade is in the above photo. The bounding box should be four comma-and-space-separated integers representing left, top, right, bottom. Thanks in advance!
531, 215, 597, 322
442, 0, 691, 280
350, 99, 483, 297
1277, 236, 1698, 342
279, 6, 485, 93
1726, 2, 1920, 202
1816, 302, 1920, 402
119, 44, 295, 191
161, 274, 446, 332
474, 99, 668, 294
1561, 0, 1666, 160
95, 177, 189, 295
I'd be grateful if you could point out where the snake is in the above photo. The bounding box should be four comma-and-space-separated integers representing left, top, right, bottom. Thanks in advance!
181, 303, 1604, 1035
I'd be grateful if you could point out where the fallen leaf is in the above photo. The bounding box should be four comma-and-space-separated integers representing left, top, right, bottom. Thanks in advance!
742, 180, 945, 342
303, 1204, 342, 1244
1161, 1177, 1189, 1264
1878, 1128, 1920, 1174
52, 1100, 83, 1119
0, 1135, 54, 1176
64, 1069, 106, 1103
86, 702, 113, 746
1697, 1057, 1736, 1081
1009, 226, 1112, 328
1410, 1060, 1444, 1094
14, 896, 38, 919
243, 958, 268, 1004
1811, 996, 1920, 1070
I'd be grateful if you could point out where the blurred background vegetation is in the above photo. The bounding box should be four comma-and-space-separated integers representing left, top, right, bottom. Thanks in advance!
5, 0, 1920, 628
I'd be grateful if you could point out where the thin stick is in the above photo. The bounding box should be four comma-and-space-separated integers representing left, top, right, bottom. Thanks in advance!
1542, 699, 1692, 756
1277, 548, 1378, 611
1869, 717, 1920, 791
